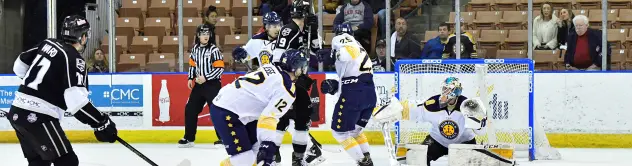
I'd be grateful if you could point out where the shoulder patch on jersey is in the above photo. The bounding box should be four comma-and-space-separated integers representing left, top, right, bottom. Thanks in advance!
281, 28, 293, 36
76, 58, 86, 72
280, 71, 296, 98
423, 95, 442, 112
259, 50, 273, 65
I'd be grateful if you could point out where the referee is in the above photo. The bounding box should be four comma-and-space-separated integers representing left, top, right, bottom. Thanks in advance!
178, 24, 225, 148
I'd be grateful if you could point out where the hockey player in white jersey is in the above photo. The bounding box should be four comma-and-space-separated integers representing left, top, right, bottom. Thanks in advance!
318, 24, 377, 166
211, 49, 308, 166
232, 11, 282, 67
395, 77, 490, 166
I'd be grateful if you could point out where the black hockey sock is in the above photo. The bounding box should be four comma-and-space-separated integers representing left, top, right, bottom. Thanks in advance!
293, 143, 307, 154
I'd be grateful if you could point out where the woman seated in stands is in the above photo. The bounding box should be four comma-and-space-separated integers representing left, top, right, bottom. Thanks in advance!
533, 2, 559, 50
556, 8, 575, 50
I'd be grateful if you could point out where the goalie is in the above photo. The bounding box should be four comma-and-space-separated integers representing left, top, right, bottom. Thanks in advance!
373, 77, 488, 166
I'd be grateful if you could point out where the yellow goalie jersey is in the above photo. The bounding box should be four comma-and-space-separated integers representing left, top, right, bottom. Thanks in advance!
213, 64, 296, 141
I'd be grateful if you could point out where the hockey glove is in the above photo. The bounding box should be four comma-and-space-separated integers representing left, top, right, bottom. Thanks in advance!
316, 49, 332, 62
92, 115, 118, 143
295, 74, 315, 91
305, 15, 319, 29
257, 141, 279, 166
320, 79, 339, 95
232, 46, 248, 63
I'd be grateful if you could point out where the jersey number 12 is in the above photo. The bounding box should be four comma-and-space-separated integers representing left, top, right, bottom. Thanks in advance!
23, 54, 51, 90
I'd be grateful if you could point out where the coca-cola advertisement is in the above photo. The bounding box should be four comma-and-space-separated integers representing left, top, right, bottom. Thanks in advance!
151, 73, 326, 127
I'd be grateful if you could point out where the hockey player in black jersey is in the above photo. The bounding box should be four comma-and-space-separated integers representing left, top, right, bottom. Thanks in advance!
268, 0, 325, 166
7, 15, 118, 166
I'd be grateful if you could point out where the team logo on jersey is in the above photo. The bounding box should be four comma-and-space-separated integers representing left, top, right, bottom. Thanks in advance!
259, 51, 273, 65
41, 145, 48, 151
27, 113, 37, 123
439, 120, 459, 139
12, 114, 18, 121
76, 58, 86, 72
282, 28, 292, 36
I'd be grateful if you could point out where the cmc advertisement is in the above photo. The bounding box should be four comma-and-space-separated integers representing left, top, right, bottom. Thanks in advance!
151, 73, 327, 127
0, 74, 150, 130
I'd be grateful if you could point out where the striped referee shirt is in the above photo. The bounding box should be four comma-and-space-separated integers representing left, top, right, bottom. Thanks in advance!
188, 44, 224, 81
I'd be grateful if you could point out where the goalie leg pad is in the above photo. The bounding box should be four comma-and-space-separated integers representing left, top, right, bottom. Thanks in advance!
399, 144, 428, 166
448, 144, 515, 166
332, 131, 364, 161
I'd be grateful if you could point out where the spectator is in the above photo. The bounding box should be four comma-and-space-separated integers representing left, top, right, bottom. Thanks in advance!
533, 3, 558, 50
334, 0, 374, 50
376, 0, 399, 39
196, 5, 218, 46
87, 49, 108, 73
421, 22, 450, 59
389, 17, 421, 59
442, 18, 477, 59
372, 39, 395, 71
557, 8, 575, 50
564, 15, 611, 71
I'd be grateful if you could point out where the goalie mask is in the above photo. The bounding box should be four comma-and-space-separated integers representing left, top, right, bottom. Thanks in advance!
440, 77, 462, 107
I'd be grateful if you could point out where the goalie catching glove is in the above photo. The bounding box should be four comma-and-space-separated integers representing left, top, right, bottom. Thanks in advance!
461, 97, 487, 131
372, 95, 404, 124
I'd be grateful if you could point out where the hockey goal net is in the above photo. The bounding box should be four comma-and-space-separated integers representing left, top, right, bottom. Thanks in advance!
393, 59, 560, 160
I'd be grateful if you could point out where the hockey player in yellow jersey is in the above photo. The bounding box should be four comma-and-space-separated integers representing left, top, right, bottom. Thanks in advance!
211, 49, 308, 166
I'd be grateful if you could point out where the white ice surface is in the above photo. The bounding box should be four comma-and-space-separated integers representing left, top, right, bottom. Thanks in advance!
1, 144, 631, 166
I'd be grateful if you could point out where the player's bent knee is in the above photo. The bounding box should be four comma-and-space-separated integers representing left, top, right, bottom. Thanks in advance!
224, 150, 256, 166
332, 131, 358, 150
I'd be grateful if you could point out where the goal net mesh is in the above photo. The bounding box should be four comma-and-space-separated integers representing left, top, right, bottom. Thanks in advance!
394, 59, 560, 160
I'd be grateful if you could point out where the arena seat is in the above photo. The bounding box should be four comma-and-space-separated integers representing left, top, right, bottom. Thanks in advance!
504, 30, 528, 50
473, 11, 502, 30
215, 17, 236, 46
120, 0, 147, 18
500, 11, 527, 30
467, 0, 493, 11
576, 0, 602, 9
608, 0, 631, 9
161, 36, 189, 54
148, 0, 175, 17
241, 16, 263, 35
147, 53, 176, 72
144, 17, 172, 43
118, 53, 147, 72
130, 36, 159, 54
611, 49, 626, 70
607, 29, 627, 49
495, 0, 519, 11
182, 0, 203, 17
116, 17, 140, 38
101, 36, 128, 55
588, 9, 617, 29
533, 50, 559, 71
496, 50, 527, 59
181, 17, 203, 38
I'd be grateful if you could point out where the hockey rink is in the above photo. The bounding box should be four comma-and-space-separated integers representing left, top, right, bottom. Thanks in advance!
1, 144, 631, 166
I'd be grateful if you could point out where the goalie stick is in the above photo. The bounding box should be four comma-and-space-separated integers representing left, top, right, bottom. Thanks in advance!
381, 122, 403, 166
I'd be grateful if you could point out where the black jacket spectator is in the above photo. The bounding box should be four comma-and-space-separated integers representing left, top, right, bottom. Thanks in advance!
564, 28, 611, 70
393, 31, 421, 59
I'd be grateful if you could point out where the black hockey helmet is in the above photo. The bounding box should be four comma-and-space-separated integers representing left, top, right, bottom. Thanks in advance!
61, 15, 90, 44
290, 0, 311, 19
196, 24, 212, 36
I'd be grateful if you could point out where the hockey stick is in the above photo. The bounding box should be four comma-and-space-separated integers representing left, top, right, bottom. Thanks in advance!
381, 122, 402, 166
117, 136, 192, 166
309, 133, 342, 153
